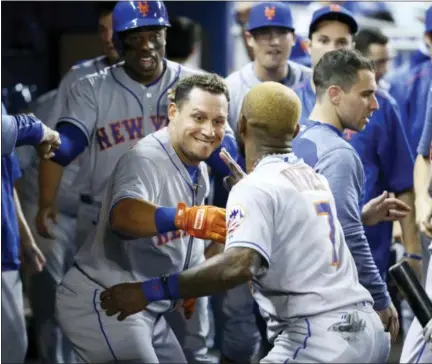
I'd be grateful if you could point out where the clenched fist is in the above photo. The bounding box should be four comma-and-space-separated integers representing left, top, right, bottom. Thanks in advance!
174, 202, 226, 244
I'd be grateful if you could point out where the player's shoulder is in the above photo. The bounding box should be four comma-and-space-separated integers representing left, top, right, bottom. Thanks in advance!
287, 60, 312, 80
71, 55, 107, 71
165, 59, 202, 79
126, 128, 173, 162
406, 61, 432, 86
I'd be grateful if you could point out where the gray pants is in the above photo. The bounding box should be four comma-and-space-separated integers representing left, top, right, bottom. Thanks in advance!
2, 270, 28, 363
56, 266, 186, 363
261, 303, 390, 363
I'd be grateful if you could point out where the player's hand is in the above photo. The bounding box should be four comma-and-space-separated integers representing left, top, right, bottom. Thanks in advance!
21, 241, 46, 275
219, 147, 246, 192
423, 319, 432, 342
35, 205, 58, 239
361, 191, 411, 226
182, 298, 196, 320
174, 202, 226, 244
377, 302, 399, 343
36, 123, 61, 160
416, 199, 432, 238
100, 282, 148, 321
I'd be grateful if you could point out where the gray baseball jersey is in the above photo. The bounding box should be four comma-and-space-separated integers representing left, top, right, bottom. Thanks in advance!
60, 60, 200, 204
16, 55, 112, 215
225, 154, 373, 340
225, 60, 312, 129
74, 127, 209, 313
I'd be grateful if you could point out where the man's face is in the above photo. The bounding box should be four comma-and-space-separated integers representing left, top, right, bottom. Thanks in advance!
335, 69, 379, 132
246, 27, 296, 71
367, 43, 391, 82
98, 12, 119, 63
310, 20, 353, 68
235, 117, 246, 159
122, 27, 166, 81
169, 88, 227, 164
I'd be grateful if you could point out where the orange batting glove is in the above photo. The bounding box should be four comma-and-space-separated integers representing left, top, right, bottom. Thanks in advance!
174, 202, 226, 244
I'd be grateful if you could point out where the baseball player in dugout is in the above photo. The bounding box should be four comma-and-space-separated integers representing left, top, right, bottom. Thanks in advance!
226, 1, 312, 131
55, 73, 228, 363
99, 81, 391, 363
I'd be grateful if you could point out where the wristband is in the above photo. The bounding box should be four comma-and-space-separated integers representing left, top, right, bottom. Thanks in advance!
155, 207, 177, 233
403, 252, 422, 261
141, 274, 180, 302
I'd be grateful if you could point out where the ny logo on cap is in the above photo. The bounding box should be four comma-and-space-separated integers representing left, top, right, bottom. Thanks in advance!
329, 4, 341, 12
138, 1, 149, 16
265, 5, 276, 20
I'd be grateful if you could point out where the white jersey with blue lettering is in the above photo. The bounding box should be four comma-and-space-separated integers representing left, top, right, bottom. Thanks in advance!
73, 127, 210, 313
60, 59, 201, 204
225, 154, 373, 339
225, 61, 312, 129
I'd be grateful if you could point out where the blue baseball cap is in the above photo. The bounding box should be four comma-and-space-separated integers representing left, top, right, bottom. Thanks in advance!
426, 6, 432, 33
309, 4, 358, 38
246, 2, 295, 32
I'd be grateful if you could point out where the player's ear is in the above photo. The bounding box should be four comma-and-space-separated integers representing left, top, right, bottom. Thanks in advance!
245, 31, 254, 48
328, 85, 342, 105
168, 102, 178, 121
238, 114, 247, 136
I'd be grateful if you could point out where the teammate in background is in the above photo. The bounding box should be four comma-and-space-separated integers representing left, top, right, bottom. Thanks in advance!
386, 5, 432, 155
223, 3, 311, 360
2, 104, 46, 363
226, 2, 311, 130
386, 5, 432, 286
39, 2, 234, 361
99, 81, 391, 364
166, 16, 200, 69
401, 83, 432, 363
55, 73, 228, 363
293, 49, 401, 342
14, 3, 120, 363
294, 4, 358, 123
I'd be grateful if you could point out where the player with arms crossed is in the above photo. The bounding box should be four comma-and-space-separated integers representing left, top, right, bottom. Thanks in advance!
99, 81, 391, 363
55, 73, 228, 363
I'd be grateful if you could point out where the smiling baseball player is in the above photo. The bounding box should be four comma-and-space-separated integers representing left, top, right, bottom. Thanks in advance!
55, 73, 228, 363
99, 81, 391, 364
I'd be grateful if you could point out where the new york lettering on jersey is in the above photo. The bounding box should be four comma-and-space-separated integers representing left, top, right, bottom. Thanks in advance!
60, 59, 200, 200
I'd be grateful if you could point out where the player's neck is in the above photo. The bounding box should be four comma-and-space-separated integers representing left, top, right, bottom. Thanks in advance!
253, 62, 288, 82
249, 145, 293, 172
123, 63, 164, 86
309, 104, 344, 132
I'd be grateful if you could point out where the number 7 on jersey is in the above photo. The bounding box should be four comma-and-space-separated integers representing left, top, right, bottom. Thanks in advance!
314, 201, 339, 266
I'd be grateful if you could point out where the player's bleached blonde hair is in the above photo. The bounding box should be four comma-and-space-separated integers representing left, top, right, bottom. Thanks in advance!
241, 82, 302, 136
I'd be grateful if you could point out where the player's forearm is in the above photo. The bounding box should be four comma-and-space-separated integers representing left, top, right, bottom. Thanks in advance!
396, 189, 421, 254
38, 160, 64, 208
110, 199, 175, 239
177, 247, 255, 298
13, 187, 34, 245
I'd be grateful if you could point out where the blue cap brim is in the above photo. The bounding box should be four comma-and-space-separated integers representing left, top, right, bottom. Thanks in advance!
247, 23, 295, 32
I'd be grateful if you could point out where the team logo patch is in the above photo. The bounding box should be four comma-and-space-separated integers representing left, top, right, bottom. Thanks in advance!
138, 1, 149, 16
227, 205, 246, 234
264, 5, 276, 20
